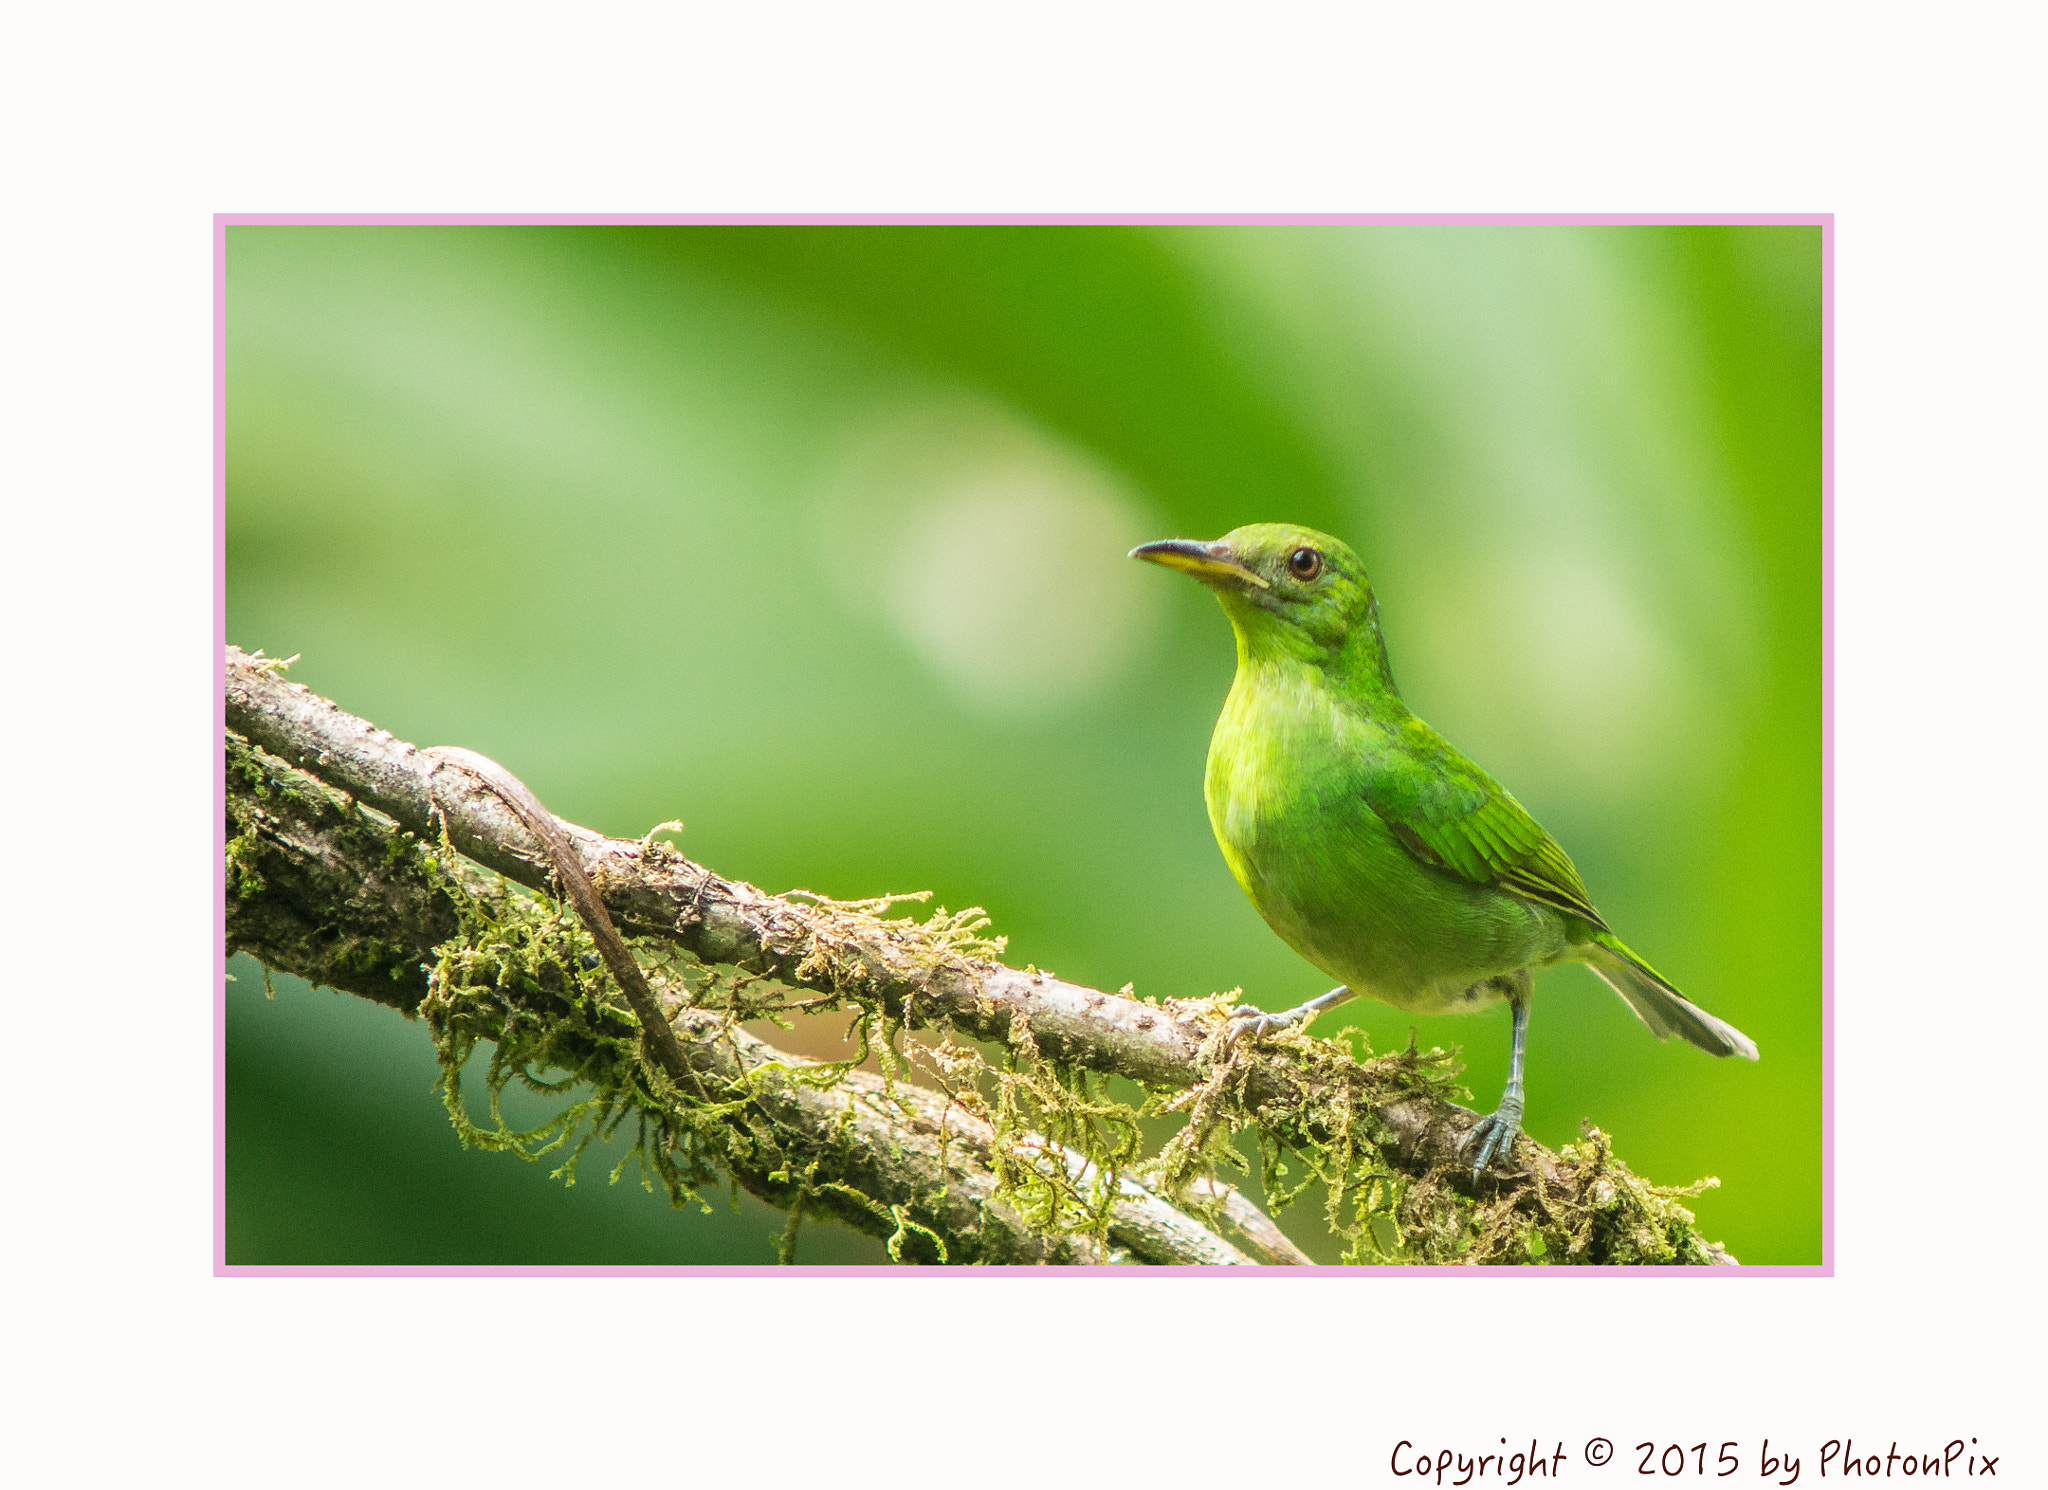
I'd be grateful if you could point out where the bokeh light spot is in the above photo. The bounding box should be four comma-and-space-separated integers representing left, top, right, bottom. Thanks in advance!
818, 398, 1168, 714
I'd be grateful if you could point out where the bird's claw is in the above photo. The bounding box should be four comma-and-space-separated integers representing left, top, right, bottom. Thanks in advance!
1467, 1102, 1524, 1176
1226, 1003, 1299, 1041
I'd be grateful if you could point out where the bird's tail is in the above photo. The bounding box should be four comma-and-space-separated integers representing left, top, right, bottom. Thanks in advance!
1584, 932, 1759, 1060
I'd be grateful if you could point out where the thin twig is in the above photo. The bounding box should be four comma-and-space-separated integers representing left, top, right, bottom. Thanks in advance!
421, 745, 694, 1088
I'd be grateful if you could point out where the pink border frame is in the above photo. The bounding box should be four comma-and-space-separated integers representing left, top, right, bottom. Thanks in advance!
213, 213, 1833, 1276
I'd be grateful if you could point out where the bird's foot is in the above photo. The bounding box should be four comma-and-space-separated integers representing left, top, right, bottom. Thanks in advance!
1466, 1098, 1525, 1176
1226, 1004, 1303, 1040
1225, 987, 1349, 1042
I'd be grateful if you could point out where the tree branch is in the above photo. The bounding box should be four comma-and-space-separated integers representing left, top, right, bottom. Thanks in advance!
226, 728, 1287, 1264
224, 646, 1735, 1265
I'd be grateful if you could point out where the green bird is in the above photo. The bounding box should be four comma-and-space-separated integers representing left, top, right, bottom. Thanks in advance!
1133, 522, 1757, 1172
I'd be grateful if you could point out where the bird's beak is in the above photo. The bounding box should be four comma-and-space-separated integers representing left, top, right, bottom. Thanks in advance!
1129, 538, 1270, 591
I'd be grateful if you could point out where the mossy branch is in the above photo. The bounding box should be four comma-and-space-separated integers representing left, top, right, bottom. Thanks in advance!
225, 646, 1736, 1265
226, 729, 1289, 1264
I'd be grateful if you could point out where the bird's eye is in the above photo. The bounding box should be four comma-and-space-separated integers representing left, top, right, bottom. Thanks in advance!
1287, 547, 1323, 580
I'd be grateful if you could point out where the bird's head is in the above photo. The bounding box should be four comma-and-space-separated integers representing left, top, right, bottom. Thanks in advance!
1131, 522, 1396, 688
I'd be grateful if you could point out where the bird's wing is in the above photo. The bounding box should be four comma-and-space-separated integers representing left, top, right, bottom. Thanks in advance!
1360, 717, 1609, 931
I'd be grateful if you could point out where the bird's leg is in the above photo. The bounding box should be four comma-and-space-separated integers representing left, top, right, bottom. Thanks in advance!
1467, 995, 1530, 1174
1228, 986, 1355, 1040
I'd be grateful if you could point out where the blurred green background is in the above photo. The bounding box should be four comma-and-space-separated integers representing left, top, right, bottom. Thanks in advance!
224, 223, 1822, 1265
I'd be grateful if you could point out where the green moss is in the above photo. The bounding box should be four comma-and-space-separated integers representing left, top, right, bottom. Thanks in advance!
432, 867, 1728, 1260
417, 862, 727, 1212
